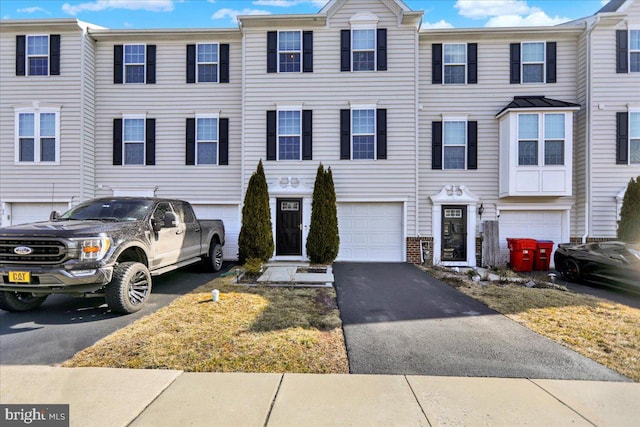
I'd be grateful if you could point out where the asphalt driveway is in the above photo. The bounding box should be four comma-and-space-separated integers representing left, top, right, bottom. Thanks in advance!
333, 262, 628, 380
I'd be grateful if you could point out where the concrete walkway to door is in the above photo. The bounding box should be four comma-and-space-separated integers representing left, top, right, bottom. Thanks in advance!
333, 262, 628, 380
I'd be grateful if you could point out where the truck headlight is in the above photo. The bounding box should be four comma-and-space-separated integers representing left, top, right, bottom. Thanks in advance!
78, 238, 111, 261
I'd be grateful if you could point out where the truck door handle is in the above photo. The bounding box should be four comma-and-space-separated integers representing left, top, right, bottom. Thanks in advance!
194, 228, 201, 233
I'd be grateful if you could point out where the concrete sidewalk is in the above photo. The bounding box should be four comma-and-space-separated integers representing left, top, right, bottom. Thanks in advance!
1, 366, 639, 427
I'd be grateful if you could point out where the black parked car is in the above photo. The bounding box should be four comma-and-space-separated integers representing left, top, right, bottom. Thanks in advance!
554, 241, 640, 292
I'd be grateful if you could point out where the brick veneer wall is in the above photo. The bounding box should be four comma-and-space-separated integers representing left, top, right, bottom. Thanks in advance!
406, 237, 433, 265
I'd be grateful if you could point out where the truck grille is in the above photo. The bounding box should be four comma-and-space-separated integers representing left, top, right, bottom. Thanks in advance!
0, 239, 68, 264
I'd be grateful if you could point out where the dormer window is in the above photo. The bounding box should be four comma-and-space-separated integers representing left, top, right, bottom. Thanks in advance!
341, 12, 386, 72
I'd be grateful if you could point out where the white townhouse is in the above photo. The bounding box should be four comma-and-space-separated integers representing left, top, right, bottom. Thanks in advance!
1, 0, 638, 266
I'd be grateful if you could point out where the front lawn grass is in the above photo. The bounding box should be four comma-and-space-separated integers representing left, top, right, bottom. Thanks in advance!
63, 276, 348, 373
430, 269, 640, 382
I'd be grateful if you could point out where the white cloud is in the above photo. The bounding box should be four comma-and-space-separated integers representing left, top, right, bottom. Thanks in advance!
17, 6, 50, 14
423, 20, 454, 29
485, 10, 570, 27
455, 0, 531, 19
62, 0, 175, 16
252, 0, 327, 7
211, 8, 271, 23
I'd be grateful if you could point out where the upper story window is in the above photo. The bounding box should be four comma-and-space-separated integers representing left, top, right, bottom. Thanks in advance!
617, 110, 640, 165
196, 116, 219, 164
339, 106, 387, 160
432, 43, 477, 85
510, 41, 556, 84
443, 120, 467, 169
352, 29, 376, 71
114, 44, 156, 84
186, 115, 229, 165
444, 44, 466, 84
431, 118, 478, 170
113, 116, 156, 166
521, 42, 545, 83
267, 31, 313, 73
517, 113, 565, 166
278, 110, 302, 160
14, 107, 60, 164
15, 34, 60, 76
279, 31, 301, 72
341, 13, 386, 72
616, 29, 640, 73
125, 45, 145, 83
197, 44, 219, 82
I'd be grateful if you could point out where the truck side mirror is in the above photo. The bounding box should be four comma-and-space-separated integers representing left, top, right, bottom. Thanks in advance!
164, 212, 178, 228
49, 211, 61, 221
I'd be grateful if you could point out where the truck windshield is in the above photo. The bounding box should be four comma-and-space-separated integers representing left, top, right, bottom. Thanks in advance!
58, 200, 154, 221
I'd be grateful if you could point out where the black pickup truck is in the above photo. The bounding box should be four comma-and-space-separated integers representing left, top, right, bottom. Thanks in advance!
0, 197, 225, 314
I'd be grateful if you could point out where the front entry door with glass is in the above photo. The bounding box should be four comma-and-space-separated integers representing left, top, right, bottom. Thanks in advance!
441, 205, 467, 262
276, 198, 302, 256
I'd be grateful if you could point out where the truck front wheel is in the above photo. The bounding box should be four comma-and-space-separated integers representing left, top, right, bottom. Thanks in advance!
105, 262, 152, 314
0, 291, 48, 312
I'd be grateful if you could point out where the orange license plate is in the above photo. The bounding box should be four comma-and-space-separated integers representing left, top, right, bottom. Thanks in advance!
9, 271, 30, 283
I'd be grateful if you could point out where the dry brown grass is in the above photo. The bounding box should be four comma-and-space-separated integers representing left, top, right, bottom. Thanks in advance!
63, 277, 348, 373
431, 270, 640, 382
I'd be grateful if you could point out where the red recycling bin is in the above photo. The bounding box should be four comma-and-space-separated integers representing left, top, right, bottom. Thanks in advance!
506, 238, 537, 272
534, 240, 554, 271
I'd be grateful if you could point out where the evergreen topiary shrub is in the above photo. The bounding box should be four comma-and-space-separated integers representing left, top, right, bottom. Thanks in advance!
618, 176, 640, 243
306, 163, 340, 264
238, 160, 274, 263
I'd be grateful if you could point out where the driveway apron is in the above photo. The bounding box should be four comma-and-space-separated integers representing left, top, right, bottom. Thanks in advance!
333, 262, 628, 380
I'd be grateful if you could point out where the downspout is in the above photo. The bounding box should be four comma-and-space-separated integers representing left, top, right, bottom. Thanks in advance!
582, 16, 600, 243
80, 24, 86, 202
240, 22, 246, 203
415, 24, 421, 250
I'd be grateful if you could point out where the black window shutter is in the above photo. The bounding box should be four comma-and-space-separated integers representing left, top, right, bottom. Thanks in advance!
50, 35, 61, 75
219, 118, 229, 165
114, 45, 123, 84
616, 30, 628, 74
113, 119, 123, 165
510, 43, 521, 84
546, 41, 556, 83
303, 31, 313, 73
467, 121, 478, 170
302, 110, 313, 160
432, 121, 443, 170
376, 109, 387, 159
186, 44, 196, 83
377, 28, 387, 71
266, 111, 277, 160
432, 44, 442, 84
146, 45, 156, 84
16, 35, 26, 76
186, 118, 196, 165
467, 43, 477, 84
220, 44, 230, 83
341, 30, 351, 72
145, 118, 156, 165
340, 109, 351, 159
267, 31, 277, 73
616, 112, 629, 164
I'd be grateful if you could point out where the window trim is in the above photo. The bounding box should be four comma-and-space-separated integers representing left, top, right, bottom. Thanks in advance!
124, 44, 146, 84
350, 105, 377, 160
277, 30, 302, 73
442, 116, 468, 170
521, 41, 546, 84
443, 43, 467, 85
122, 114, 147, 166
195, 113, 220, 165
196, 43, 219, 83
630, 108, 640, 165
25, 34, 50, 76
276, 108, 302, 161
14, 105, 60, 165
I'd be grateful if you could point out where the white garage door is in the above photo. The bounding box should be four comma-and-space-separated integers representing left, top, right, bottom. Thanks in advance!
337, 202, 404, 262
499, 210, 564, 266
10, 203, 69, 225
191, 204, 240, 261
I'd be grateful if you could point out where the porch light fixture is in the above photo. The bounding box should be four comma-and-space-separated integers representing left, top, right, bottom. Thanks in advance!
478, 203, 484, 218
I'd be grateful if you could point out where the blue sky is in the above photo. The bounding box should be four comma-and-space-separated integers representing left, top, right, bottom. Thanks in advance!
0, 0, 610, 29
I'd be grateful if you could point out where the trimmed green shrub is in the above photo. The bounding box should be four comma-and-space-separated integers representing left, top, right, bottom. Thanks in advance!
238, 160, 274, 263
306, 163, 340, 264
618, 176, 640, 243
